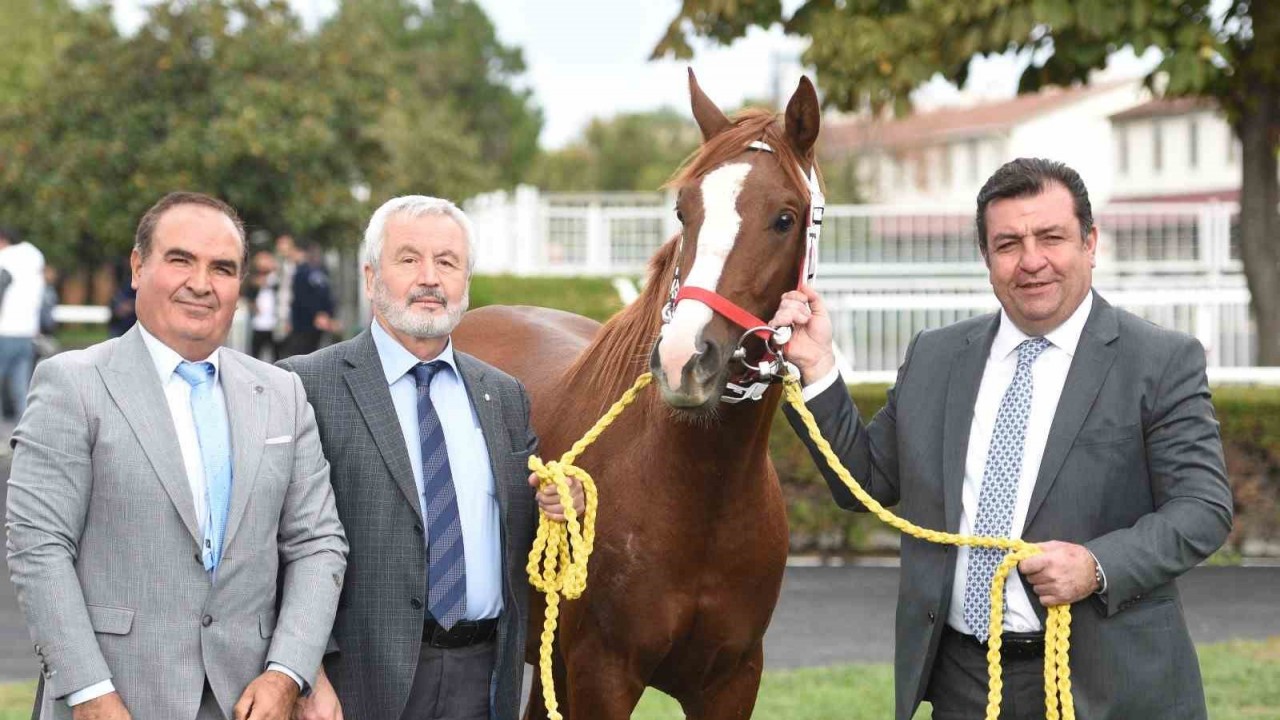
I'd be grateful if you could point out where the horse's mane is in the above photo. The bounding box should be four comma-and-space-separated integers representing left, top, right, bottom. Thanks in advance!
561, 108, 815, 404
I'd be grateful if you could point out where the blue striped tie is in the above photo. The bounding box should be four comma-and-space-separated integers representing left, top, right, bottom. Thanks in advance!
412, 361, 467, 630
963, 336, 1051, 641
175, 361, 232, 574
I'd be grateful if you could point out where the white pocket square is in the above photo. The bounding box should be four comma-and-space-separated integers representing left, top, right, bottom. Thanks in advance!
264, 435, 293, 445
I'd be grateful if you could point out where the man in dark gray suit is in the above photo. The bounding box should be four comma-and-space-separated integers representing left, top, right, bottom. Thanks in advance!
282, 196, 581, 720
772, 158, 1232, 720
7, 192, 347, 720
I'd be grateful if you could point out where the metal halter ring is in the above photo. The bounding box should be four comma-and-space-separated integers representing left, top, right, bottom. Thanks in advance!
731, 325, 793, 379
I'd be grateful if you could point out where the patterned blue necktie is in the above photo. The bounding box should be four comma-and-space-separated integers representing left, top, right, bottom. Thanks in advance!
412, 361, 467, 630
963, 336, 1052, 641
175, 361, 233, 574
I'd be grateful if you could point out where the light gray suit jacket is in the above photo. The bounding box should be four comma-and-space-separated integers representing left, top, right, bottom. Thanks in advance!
6, 325, 348, 720
280, 331, 537, 720
786, 293, 1233, 720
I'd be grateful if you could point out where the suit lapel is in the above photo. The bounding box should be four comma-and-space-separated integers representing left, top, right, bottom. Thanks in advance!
943, 316, 999, 533
343, 332, 424, 523
219, 352, 268, 549
97, 326, 202, 546
454, 352, 512, 521
1023, 295, 1120, 531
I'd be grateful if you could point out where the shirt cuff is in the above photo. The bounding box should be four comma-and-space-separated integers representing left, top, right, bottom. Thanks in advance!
801, 366, 842, 403
267, 662, 305, 692
66, 680, 115, 706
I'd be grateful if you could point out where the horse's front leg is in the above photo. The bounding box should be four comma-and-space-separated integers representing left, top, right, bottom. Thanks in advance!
560, 628, 651, 720
678, 642, 765, 720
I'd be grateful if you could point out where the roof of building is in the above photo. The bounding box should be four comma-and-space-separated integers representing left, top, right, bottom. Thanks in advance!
1109, 96, 1218, 122
821, 80, 1133, 155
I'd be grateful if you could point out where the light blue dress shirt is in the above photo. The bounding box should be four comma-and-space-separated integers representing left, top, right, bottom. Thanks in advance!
371, 319, 503, 620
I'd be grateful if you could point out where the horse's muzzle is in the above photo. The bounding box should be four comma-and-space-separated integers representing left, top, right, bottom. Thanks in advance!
649, 338, 726, 410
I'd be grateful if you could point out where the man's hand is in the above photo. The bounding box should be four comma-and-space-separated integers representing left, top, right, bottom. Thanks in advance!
71, 692, 131, 720
769, 284, 835, 385
292, 667, 343, 720
1018, 541, 1100, 607
528, 472, 586, 522
234, 670, 301, 720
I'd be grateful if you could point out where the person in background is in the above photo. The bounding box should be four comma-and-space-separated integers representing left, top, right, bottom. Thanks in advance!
107, 259, 138, 339
0, 225, 46, 421
244, 250, 280, 361
280, 241, 334, 358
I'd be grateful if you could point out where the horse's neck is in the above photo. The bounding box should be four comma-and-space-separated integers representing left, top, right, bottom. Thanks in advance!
641, 389, 782, 480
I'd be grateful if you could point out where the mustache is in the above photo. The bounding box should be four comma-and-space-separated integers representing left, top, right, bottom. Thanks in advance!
406, 287, 448, 307
174, 290, 215, 307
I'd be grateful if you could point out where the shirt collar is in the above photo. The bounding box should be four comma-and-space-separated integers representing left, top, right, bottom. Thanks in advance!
370, 318, 458, 385
136, 322, 221, 384
991, 290, 1094, 361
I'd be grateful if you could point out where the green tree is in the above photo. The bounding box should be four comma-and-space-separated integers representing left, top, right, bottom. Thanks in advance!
532, 108, 702, 192
656, 0, 1280, 364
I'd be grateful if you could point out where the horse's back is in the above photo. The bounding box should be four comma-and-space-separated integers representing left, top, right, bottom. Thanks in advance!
453, 305, 600, 401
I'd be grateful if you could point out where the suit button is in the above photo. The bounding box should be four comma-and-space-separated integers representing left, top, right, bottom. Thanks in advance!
201, 615, 213, 627
410, 597, 423, 610
194, 553, 202, 564
413, 523, 424, 535
928, 611, 936, 624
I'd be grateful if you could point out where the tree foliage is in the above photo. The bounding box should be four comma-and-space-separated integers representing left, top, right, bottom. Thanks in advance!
0, 0, 542, 268
532, 109, 701, 192
655, 0, 1280, 364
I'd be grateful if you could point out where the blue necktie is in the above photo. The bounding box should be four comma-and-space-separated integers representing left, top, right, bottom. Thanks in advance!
963, 336, 1051, 641
412, 361, 467, 630
175, 361, 233, 574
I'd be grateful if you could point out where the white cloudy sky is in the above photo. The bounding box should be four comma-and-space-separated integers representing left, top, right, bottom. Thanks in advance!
107, 0, 1157, 149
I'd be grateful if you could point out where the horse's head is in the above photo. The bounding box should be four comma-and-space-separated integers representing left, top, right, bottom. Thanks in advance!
650, 70, 822, 413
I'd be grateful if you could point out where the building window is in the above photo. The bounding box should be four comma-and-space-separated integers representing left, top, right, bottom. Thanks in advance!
1117, 126, 1129, 175
968, 139, 980, 182
1188, 118, 1199, 169
940, 144, 953, 187
1152, 120, 1163, 173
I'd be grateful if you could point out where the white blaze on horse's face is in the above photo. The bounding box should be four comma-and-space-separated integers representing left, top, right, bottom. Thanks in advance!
658, 162, 753, 391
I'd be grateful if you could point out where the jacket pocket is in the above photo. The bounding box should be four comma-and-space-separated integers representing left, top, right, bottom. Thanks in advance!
1074, 422, 1141, 447
259, 612, 277, 639
86, 605, 135, 636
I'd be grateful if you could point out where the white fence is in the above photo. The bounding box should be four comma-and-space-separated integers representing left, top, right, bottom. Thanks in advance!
465, 188, 1265, 380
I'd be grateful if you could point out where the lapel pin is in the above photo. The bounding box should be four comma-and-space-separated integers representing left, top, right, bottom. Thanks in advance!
484, 393, 491, 402
254, 386, 264, 394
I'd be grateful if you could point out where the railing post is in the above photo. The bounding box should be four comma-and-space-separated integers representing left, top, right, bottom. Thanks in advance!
513, 185, 542, 276
585, 201, 608, 274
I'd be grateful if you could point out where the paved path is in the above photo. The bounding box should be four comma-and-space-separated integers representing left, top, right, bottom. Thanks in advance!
2, 438, 1277, 681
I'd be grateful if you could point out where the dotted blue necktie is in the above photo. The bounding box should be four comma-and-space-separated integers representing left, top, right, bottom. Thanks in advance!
175, 361, 233, 574
412, 361, 467, 630
963, 336, 1052, 641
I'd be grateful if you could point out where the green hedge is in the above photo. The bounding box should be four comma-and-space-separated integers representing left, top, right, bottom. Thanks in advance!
468, 274, 625, 323
772, 384, 1280, 557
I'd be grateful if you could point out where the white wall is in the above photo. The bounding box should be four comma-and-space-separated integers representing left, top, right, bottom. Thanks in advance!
1112, 110, 1242, 199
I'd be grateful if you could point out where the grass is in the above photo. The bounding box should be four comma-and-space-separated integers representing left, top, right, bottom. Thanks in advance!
469, 274, 627, 323
2, 639, 1273, 720
630, 637, 1280, 720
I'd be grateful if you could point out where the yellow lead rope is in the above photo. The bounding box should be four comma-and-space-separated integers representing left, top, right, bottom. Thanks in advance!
526, 371, 1074, 720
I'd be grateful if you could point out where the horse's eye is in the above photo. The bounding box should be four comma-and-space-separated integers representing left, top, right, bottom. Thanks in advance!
773, 212, 796, 234
676, 208, 686, 224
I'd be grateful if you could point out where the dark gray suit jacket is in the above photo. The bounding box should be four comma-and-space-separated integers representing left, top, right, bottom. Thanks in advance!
280, 331, 537, 720
785, 293, 1233, 720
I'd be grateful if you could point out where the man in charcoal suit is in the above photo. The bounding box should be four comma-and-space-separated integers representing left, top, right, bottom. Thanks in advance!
771, 158, 1232, 719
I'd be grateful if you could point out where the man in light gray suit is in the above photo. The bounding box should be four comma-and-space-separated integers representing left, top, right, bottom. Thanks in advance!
772, 159, 1232, 720
6, 192, 347, 720
282, 196, 581, 720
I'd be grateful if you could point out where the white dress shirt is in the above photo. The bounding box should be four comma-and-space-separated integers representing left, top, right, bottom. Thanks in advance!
371, 319, 503, 620
68, 326, 301, 706
946, 291, 1093, 634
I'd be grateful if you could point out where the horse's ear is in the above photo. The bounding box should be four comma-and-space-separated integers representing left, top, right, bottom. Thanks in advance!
785, 76, 821, 159
688, 67, 732, 142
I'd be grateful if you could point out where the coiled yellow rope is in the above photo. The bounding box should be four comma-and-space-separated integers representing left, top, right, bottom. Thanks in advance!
526, 373, 653, 720
526, 370, 1074, 720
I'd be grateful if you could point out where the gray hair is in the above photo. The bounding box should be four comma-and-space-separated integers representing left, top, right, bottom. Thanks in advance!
361, 195, 477, 275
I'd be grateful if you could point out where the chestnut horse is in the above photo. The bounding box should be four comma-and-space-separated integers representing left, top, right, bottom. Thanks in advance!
452, 71, 822, 719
